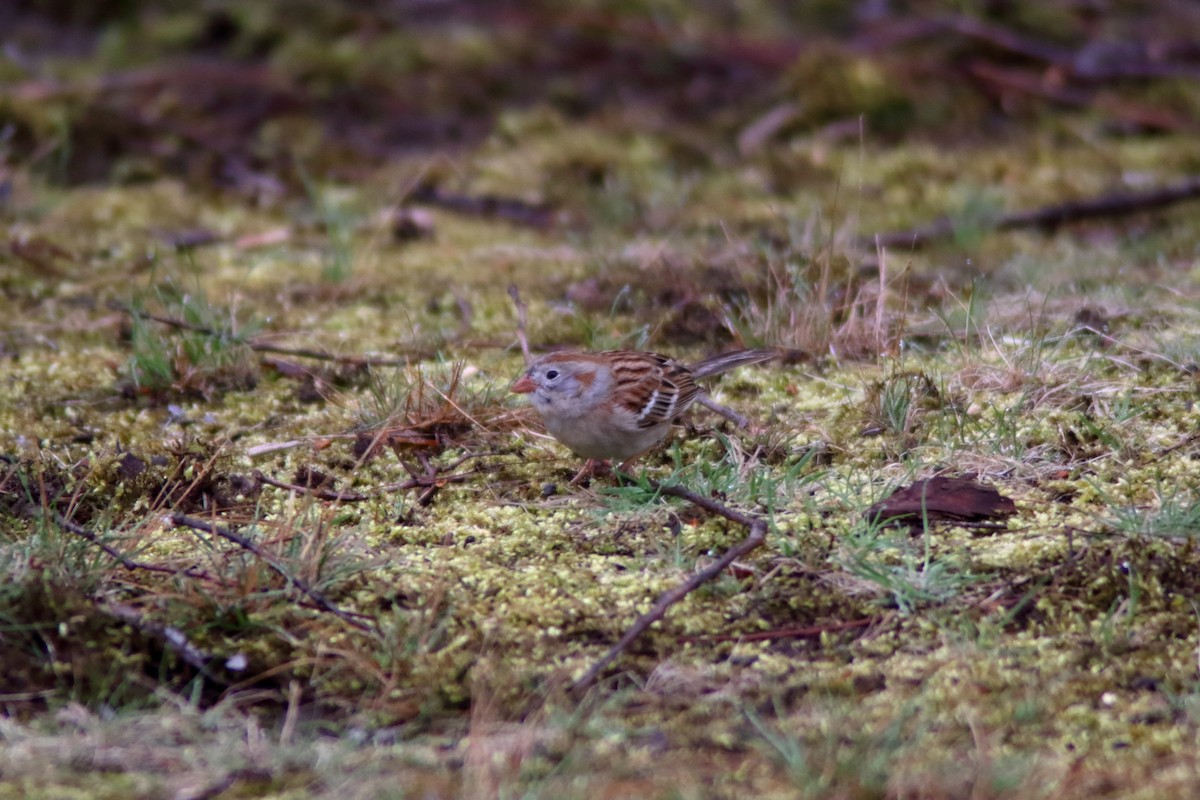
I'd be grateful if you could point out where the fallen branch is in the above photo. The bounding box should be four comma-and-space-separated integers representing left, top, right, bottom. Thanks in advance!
868, 175, 1200, 250
569, 480, 767, 696
167, 513, 373, 632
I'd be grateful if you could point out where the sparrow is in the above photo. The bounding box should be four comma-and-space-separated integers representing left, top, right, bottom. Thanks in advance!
511, 348, 776, 475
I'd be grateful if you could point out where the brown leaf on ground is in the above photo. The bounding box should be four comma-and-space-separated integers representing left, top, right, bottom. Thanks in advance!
865, 475, 1016, 531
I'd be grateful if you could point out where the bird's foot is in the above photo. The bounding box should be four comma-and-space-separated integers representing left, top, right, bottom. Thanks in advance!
569, 459, 613, 485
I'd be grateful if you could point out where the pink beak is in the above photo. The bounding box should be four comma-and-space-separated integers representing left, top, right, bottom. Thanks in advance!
511, 375, 536, 394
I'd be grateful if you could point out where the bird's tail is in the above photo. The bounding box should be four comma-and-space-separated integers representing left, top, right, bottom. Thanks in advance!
689, 348, 778, 380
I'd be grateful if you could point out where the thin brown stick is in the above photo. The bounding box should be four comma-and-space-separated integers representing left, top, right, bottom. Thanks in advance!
964, 61, 1196, 133
508, 285, 532, 364
413, 452, 441, 507
102, 601, 221, 677
112, 303, 419, 366
255, 471, 370, 502
569, 480, 767, 696
694, 394, 752, 428
1151, 432, 1200, 461
867, 176, 1200, 250
43, 508, 213, 581
280, 680, 302, 746
939, 14, 1200, 81
167, 513, 373, 632
857, 14, 1200, 82
442, 450, 502, 472
377, 470, 477, 495
8, 467, 221, 584
413, 184, 556, 229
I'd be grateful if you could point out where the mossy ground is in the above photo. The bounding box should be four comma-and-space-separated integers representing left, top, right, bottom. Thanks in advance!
3, 2, 1200, 798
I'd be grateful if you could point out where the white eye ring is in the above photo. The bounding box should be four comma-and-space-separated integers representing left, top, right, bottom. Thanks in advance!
545, 369, 560, 380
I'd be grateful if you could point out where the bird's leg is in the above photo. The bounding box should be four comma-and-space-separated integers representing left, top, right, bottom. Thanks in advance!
614, 457, 641, 480
695, 393, 753, 429
569, 459, 612, 485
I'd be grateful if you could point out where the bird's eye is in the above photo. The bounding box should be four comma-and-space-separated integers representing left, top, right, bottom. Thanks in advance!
544, 369, 560, 380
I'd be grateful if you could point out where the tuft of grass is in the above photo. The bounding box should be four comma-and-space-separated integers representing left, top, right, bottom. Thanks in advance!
353, 359, 519, 451
299, 169, 362, 283
723, 224, 903, 362
835, 500, 982, 613
125, 310, 176, 395
948, 187, 1005, 249
0, 505, 170, 710
601, 435, 823, 520
863, 371, 941, 437
1099, 484, 1200, 541
737, 690, 1050, 799
122, 283, 261, 399
573, 291, 653, 352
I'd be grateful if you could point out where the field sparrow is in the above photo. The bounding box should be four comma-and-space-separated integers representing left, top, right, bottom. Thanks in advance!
511, 348, 776, 473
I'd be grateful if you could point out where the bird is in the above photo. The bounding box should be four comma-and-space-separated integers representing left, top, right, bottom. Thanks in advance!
511, 348, 776, 478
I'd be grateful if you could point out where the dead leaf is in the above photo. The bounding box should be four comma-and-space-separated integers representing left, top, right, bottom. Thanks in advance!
865, 475, 1016, 531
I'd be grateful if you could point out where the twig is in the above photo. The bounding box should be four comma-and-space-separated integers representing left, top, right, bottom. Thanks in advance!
857, 14, 1200, 82
102, 601, 224, 678
694, 394, 752, 428
413, 452, 442, 506
938, 14, 1069, 65
255, 471, 370, 502
1151, 432, 1200, 461
9, 469, 223, 585
508, 285, 532, 364
964, 61, 1196, 133
111, 302, 420, 366
167, 513, 373, 632
280, 680, 302, 746
939, 14, 1200, 81
42, 508, 213, 581
412, 184, 556, 228
569, 480, 767, 696
442, 450, 502, 472
379, 470, 478, 496
867, 175, 1200, 249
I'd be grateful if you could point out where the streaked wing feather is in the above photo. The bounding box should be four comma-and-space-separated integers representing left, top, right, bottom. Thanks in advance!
600, 351, 702, 429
